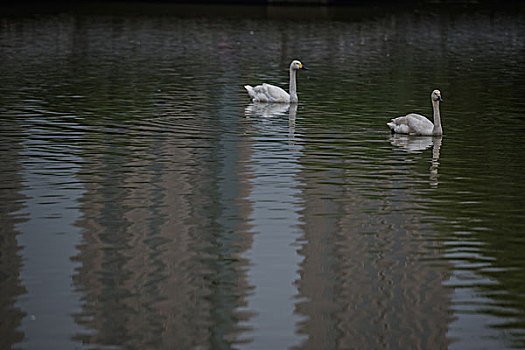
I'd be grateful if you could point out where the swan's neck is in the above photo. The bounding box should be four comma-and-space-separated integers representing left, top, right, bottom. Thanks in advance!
432, 100, 443, 135
289, 68, 298, 103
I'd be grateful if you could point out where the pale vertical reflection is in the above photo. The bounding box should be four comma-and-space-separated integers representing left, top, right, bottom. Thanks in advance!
72, 107, 252, 348
294, 136, 451, 349
15, 129, 88, 350
240, 104, 306, 349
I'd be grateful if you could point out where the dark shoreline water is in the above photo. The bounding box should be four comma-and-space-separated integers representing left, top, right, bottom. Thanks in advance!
1, 2, 525, 349
1, 0, 523, 15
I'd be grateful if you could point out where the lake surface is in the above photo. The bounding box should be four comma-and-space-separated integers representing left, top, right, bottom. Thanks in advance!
1, 2, 525, 349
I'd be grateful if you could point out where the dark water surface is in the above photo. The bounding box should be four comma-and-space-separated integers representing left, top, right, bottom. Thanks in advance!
1, 2, 525, 349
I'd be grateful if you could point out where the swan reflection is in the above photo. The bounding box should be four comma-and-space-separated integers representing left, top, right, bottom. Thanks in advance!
430, 136, 442, 184
390, 134, 433, 152
244, 102, 291, 119
244, 102, 299, 150
288, 103, 297, 141
390, 134, 443, 185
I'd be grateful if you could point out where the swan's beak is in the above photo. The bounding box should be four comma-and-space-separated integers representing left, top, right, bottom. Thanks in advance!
438, 95, 443, 102
300, 64, 308, 70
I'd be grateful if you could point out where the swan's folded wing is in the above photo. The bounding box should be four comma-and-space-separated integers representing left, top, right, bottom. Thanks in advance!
250, 84, 269, 102
406, 114, 433, 133
388, 116, 410, 134
262, 83, 289, 102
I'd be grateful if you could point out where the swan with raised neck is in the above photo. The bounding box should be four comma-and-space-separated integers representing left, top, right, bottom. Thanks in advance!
387, 90, 444, 136
244, 60, 307, 103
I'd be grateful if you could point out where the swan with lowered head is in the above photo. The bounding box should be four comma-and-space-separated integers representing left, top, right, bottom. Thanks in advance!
244, 60, 307, 103
387, 90, 444, 136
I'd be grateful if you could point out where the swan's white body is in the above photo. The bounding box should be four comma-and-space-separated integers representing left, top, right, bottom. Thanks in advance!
245, 83, 292, 103
244, 60, 306, 103
388, 90, 443, 136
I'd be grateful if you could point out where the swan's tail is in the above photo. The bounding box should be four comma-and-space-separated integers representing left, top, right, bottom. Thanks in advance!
244, 85, 255, 99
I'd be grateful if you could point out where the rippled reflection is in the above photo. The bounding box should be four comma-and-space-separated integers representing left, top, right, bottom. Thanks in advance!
240, 101, 306, 349
0, 117, 27, 348
244, 102, 291, 119
390, 134, 434, 152
390, 134, 443, 185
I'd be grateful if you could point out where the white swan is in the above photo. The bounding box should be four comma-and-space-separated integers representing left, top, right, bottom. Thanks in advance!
387, 90, 444, 136
244, 60, 307, 103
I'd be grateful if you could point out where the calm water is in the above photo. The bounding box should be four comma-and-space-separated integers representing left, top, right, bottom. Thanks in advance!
1, 2, 525, 349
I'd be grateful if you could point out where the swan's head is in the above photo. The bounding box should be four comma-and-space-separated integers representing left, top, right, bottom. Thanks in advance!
290, 60, 307, 71
432, 89, 443, 102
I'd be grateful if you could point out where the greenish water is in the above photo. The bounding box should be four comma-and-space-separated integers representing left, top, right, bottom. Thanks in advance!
1, 2, 524, 349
